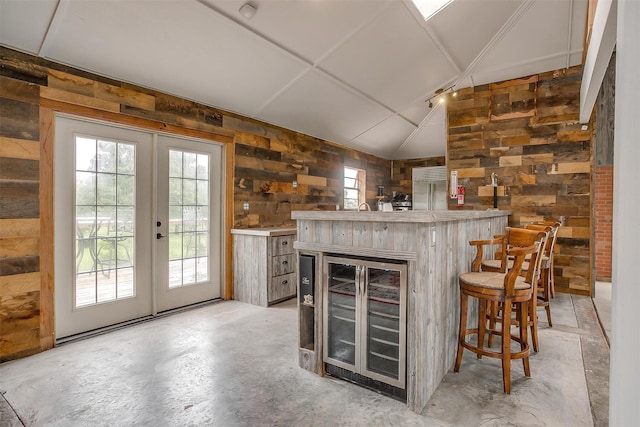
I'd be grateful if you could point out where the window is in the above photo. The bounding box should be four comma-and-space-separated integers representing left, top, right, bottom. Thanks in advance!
344, 167, 366, 210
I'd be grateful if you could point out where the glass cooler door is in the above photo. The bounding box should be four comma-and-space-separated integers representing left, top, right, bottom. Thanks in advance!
325, 260, 359, 369
362, 263, 406, 388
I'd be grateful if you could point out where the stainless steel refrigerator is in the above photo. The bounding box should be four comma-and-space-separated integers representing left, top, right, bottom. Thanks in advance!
412, 166, 448, 210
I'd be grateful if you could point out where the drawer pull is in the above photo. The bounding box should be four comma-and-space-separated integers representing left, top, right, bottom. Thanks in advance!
281, 241, 288, 246
282, 280, 288, 285
282, 260, 288, 265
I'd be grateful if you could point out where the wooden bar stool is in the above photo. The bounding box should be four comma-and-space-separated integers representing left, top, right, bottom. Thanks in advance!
525, 222, 560, 326
454, 227, 546, 394
480, 226, 552, 351
534, 220, 561, 298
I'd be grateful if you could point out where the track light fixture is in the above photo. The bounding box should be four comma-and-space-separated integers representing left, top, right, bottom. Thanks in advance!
425, 85, 457, 108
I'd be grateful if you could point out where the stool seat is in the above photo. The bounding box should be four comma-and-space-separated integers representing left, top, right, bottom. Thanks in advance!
460, 272, 530, 291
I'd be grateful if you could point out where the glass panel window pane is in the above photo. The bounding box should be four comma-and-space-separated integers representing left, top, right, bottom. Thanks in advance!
197, 154, 208, 179
183, 206, 196, 231
183, 258, 196, 285
196, 257, 208, 282
74, 137, 136, 308
169, 205, 182, 232
117, 143, 135, 175
197, 180, 208, 206
76, 172, 96, 206
182, 179, 197, 205
196, 206, 208, 231
169, 177, 183, 205
97, 140, 117, 173
183, 232, 197, 258
97, 270, 117, 303
117, 267, 134, 298
344, 189, 359, 199
344, 178, 358, 189
169, 233, 182, 261
169, 150, 182, 177
117, 206, 134, 236
97, 174, 116, 205
183, 152, 197, 179
169, 260, 182, 288
117, 175, 135, 206
76, 137, 96, 171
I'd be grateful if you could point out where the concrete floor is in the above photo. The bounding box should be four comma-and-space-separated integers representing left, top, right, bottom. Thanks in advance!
0, 292, 609, 426
593, 281, 612, 342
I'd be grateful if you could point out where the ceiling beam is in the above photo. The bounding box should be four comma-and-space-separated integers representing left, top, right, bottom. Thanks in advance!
580, 0, 617, 123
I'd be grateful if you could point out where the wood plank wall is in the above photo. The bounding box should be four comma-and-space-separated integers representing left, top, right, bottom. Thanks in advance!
445, 65, 593, 295
0, 47, 391, 361
232, 123, 390, 228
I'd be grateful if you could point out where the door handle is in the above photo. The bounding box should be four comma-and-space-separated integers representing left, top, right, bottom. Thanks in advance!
156, 233, 167, 240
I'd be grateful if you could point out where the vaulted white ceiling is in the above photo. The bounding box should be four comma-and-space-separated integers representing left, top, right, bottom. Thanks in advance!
0, 0, 587, 159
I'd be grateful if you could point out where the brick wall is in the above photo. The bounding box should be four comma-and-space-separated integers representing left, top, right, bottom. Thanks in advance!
594, 166, 613, 280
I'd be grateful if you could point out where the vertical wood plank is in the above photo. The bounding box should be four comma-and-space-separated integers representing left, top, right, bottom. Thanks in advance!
39, 106, 54, 350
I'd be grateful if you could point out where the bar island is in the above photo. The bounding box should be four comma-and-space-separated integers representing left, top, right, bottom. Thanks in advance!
292, 209, 510, 413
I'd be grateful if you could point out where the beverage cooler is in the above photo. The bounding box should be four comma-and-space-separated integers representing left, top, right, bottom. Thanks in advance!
322, 256, 407, 395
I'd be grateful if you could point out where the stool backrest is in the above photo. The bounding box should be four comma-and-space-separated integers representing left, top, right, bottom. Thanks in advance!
502, 227, 548, 293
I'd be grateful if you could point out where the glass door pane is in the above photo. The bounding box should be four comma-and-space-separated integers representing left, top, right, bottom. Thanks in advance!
75, 137, 136, 308
326, 261, 358, 366
167, 149, 210, 288
364, 267, 402, 380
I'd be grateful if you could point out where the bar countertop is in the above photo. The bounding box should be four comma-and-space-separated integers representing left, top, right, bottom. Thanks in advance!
291, 209, 510, 223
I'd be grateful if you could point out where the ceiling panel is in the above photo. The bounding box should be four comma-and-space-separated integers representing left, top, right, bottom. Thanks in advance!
392, 121, 447, 159
318, 1, 457, 111
201, 0, 393, 64
473, 0, 577, 77
391, 106, 446, 159
256, 69, 391, 150
40, 0, 309, 116
349, 115, 417, 158
427, 0, 523, 71
0, 0, 58, 54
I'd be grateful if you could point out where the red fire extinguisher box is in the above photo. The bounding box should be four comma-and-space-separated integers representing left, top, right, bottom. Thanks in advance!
457, 185, 465, 206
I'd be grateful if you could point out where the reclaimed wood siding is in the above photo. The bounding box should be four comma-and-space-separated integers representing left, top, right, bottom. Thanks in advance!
0, 47, 392, 361
0, 58, 42, 360
233, 128, 391, 228
446, 65, 593, 294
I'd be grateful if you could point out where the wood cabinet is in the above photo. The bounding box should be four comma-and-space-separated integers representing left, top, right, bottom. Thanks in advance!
231, 228, 297, 307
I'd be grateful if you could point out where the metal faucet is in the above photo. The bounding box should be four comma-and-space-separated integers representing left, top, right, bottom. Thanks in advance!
357, 202, 371, 212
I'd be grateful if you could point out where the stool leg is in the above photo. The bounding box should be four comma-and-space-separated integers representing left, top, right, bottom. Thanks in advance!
487, 301, 499, 348
477, 299, 487, 359
519, 300, 531, 377
501, 300, 512, 394
529, 295, 539, 352
454, 290, 468, 372
542, 268, 553, 326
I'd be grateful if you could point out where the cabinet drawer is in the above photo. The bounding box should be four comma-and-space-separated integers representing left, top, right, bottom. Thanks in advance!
268, 272, 296, 303
272, 254, 295, 276
271, 234, 295, 256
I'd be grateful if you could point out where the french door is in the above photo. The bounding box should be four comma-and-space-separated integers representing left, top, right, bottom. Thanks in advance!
54, 116, 223, 339
155, 135, 222, 312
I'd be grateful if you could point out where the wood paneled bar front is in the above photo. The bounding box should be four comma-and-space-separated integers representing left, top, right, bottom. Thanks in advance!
291, 209, 510, 413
